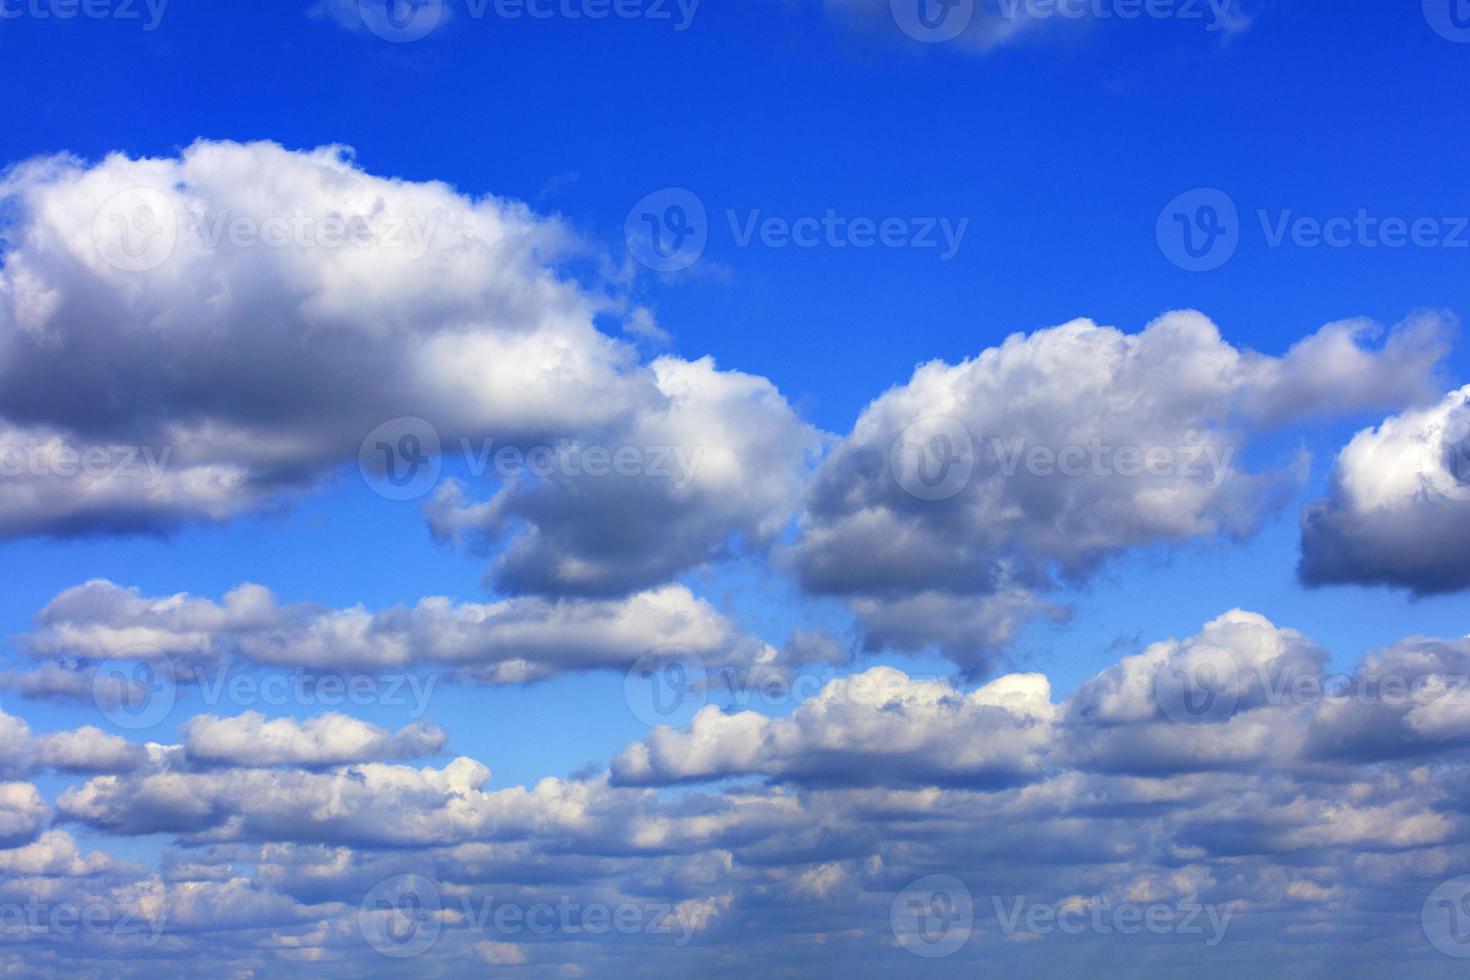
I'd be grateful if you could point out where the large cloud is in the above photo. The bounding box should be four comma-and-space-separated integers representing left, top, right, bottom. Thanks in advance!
0, 141, 818, 596
1299, 385, 1470, 593
787, 311, 1448, 668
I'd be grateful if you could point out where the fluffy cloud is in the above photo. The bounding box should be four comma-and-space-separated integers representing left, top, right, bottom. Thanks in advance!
12, 608, 1470, 974
612, 667, 1055, 788
0, 141, 817, 595
788, 311, 1447, 668
1299, 385, 1470, 593
181, 713, 446, 768
426, 355, 822, 596
0, 706, 147, 778
18, 578, 770, 685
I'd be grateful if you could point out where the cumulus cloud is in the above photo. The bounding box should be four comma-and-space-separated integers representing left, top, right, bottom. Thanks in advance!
426, 355, 822, 597
1299, 385, 1470, 594
612, 667, 1055, 788
17, 578, 771, 686
0, 141, 817, 596
0, 706, 148, 778
788, 311, 1448, 668
181, 713, 446, 768
16, 608, 1470, 973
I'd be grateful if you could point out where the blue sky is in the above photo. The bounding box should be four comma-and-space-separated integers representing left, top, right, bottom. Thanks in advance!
3, 1, 1470, 976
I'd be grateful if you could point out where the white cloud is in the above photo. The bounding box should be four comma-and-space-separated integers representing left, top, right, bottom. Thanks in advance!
1300, 384, 1470, 593
789, 311, 1447, 667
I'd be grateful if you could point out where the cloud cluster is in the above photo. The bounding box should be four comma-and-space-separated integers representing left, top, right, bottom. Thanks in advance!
788, 312, 1447, 667
4, 609, 1468, 974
